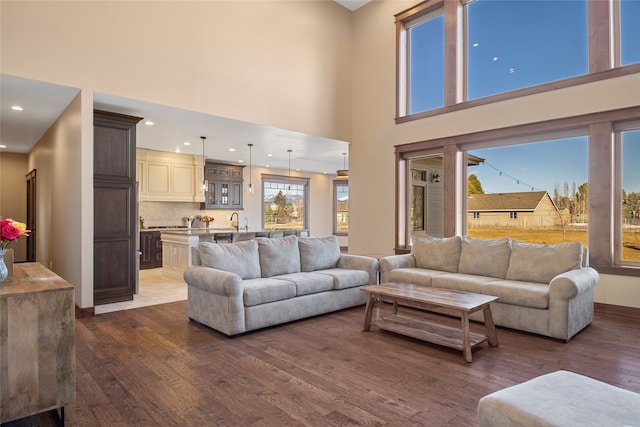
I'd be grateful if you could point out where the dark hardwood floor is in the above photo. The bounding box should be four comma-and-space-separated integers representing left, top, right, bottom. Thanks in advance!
3, 301, 640, 426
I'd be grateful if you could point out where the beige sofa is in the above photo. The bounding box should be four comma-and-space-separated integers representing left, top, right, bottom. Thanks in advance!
379, 236, 599, 341
184, 235, 378, 336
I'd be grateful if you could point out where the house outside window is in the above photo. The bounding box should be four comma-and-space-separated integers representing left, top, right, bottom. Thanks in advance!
262, 174, 309, 230
333, 180, 349, 235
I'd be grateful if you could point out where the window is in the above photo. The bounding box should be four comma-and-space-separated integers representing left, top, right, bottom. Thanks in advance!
262, 175, 309, 230
620, 0, 640, 65
473, 212, 480, 219
395, 0, 639, 122
466, 0, 587, 100
408, 11, 445, 114
509, 212, 518, 220
333, 180, 349, 235
617, 125, 640, 264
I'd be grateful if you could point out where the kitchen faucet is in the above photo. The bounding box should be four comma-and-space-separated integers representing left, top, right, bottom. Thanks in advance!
230, 212, 239, 231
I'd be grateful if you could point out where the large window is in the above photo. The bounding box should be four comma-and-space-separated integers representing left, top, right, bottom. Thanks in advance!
395, 106, 640, 275
467, 0, 587, 100
262, 175, 309, 230
333, 180, 349, 235
466, 136, 588, 246
408, 10, 445, 113
620, 0, 640, 65
396, 0, 640, 120
618, 125, 640, 264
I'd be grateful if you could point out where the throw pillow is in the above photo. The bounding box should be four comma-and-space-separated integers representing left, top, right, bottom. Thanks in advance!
458, 236, 512, 279
257, 235, 301, 277
506, 240, 583, 284
298, 235, 341, 272
412, 235, 462, 273
199, 240, 261, 280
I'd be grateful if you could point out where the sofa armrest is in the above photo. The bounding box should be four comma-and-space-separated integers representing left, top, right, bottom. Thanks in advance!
379, 254, 415, 283
337, 254, 380, 286
549, 267, 599, 300
183, 265, 243, 297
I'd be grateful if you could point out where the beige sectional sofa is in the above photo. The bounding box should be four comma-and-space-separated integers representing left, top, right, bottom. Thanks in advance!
184, 235, 378, 336
379, 236, 599, 341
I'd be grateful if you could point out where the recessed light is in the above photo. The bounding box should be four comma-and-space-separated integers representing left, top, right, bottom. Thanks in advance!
0, 144, 6, 148
323, 171, 327, 174
11, 106, 23, 111
267, 154, 273, 157
238, 160, 244, 163
144, 120, 154, 126
266, 165, 270, 168
183, 142, 191, 146
229, 148, 236, 152
296, 168, 300, 171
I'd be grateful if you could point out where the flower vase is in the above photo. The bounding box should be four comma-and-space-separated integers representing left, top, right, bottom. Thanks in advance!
206, 222, 210, 229
0, 249, 8, 283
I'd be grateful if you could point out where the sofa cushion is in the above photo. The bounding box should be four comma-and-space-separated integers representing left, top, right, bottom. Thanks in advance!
274, 272, 335, 296
242, 277, 296, 306
298, 235, 341, 272
482, 279, 549, 309
412, 235, 462, 273
315, 268, 370, 290
458, 236, 511, 279
257, 235, 301, 278
506, 240, 583, 284
199, 240, 260, 280
388, 268, 445, 287
431, 272, 496, 294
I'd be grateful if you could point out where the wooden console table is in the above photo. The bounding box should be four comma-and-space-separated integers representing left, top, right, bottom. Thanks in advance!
0, 263, 75, 424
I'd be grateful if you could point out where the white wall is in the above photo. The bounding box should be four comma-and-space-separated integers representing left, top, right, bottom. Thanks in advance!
349, 1, 640, 306
28, 93, 87, 306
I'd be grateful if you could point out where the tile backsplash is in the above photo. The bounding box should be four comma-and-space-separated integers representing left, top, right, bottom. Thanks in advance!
139, 201, 234, 228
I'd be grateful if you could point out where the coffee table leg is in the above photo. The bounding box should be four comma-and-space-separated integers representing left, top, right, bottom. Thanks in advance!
363, 293, 376, 332
461, 313, 472, 363
483, 305, 499, 347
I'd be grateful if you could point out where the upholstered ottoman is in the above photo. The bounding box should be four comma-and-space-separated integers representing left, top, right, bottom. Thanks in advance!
478, 370, 640, 427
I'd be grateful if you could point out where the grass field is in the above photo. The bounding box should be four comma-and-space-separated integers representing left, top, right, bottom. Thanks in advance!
467, 227, 640, 261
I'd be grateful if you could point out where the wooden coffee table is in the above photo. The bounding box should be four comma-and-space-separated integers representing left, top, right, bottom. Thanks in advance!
361, 282, 499, 362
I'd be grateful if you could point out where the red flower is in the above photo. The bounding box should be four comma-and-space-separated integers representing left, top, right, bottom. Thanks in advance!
1, 222, 20, 240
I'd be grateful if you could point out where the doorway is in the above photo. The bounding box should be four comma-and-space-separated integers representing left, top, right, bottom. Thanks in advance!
26, 169, 36, 262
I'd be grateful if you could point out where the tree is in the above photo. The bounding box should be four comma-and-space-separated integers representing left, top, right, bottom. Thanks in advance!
468, 174, 484, 194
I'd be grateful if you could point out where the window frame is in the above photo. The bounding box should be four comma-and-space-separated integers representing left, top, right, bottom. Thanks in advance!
333, 179, 349, 236
395, 0, 640, 123
394, 105, 640, 277
261, 173, 310, 231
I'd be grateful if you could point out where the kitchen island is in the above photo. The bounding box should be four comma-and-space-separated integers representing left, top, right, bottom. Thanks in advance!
160, 228, 309, 276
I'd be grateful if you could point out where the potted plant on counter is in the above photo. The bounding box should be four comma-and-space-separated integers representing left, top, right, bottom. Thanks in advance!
198, 215, 215, 229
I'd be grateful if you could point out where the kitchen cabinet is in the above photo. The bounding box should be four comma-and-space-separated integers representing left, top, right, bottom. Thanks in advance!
137, 149, 205, 202
94, 110, 142, 305
0, 263, 75, 424
202, 162, 244, 210
140, 230, 163, 269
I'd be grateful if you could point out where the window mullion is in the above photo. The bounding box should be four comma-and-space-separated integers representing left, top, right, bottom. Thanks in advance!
588, 0, 612, 73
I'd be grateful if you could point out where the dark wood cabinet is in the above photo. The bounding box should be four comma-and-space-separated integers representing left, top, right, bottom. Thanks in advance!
202, 161, 244, 210
140, 231, 163, 269
93, 110, 142, 305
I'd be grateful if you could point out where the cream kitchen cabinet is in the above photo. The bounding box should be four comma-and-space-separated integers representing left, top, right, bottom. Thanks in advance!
137, 149, 205, 202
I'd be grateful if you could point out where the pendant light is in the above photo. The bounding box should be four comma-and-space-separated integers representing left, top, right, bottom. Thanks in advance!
287, 149, 292, 193
247, 143, 254, 194
336, 152, 349, 178
201, 136, 208, 192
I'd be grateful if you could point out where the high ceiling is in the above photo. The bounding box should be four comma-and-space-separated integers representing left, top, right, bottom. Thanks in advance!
0, 74, 349, 174
0, 1, 372, 173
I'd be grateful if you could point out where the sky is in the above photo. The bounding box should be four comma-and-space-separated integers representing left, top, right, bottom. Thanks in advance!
410, 0, 640, 195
